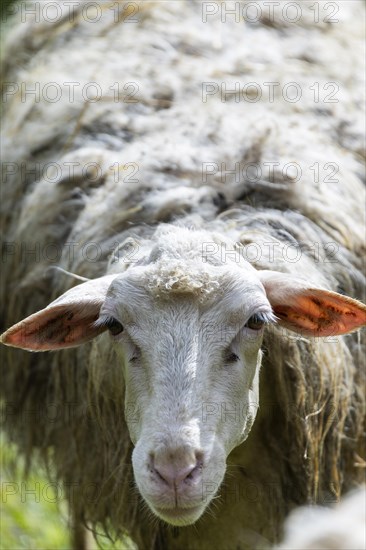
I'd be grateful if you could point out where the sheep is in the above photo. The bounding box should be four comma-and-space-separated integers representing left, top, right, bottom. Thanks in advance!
276, 485, 366, 550
1, 1, 365, 549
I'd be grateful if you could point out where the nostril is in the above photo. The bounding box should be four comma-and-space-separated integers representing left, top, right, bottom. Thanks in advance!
185, 464, 198, 481
195, 451, 204, 467
148, 452, 155, 474
185, 455, 204, 482
155, 467, 169, 484
186, 452, 203, 478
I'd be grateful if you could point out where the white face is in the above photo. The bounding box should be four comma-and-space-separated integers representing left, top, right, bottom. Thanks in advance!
97, 260, 272, 526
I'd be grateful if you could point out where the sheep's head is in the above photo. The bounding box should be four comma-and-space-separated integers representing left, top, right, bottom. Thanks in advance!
2, 231, 366, 526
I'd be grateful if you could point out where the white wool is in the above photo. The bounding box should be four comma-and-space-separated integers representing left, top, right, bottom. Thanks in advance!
277, 487, 366, 550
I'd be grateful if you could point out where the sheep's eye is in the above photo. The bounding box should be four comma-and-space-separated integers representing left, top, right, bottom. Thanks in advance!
245, 313, 266, 331
105, 317, 124, 336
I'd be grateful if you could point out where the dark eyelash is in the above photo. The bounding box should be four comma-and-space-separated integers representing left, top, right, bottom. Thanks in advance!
255, 312, 275, 324
94, 316, 115, 328
245, 311, 275, 330
94, 316, 124, 335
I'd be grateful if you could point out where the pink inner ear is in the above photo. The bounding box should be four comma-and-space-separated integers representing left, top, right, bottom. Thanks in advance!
274, 289, 366, 337
2, 304, 106, 351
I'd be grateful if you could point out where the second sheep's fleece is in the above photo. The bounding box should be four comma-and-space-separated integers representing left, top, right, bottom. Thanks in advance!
1, 1, 366, 549
277, 485, 366, 550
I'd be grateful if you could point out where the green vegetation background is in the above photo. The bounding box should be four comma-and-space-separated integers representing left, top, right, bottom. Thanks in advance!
1, 437, 71, 549
1, 437, 134, 549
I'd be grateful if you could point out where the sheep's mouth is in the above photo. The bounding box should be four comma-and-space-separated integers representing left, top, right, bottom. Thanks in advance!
153, 504, 205, 526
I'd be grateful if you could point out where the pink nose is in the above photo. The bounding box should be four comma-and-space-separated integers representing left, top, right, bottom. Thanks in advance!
150, 451, 203, 489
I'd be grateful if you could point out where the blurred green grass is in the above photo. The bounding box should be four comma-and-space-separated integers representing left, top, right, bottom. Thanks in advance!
1, 435, 70, 549
0, 435, 134, 549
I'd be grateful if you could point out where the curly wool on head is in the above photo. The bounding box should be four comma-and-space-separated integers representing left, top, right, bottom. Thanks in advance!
146, 262, 221, 298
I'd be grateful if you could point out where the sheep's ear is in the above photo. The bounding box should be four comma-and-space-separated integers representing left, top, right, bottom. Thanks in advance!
0, 275, 117, 351
258, 270, 366, 337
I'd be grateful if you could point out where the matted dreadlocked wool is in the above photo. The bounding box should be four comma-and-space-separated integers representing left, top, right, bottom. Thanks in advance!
1, 1, 365, 549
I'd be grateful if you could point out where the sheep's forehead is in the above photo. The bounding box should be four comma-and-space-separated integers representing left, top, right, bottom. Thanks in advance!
107, 260, 266, 311
111, 228, 263, 302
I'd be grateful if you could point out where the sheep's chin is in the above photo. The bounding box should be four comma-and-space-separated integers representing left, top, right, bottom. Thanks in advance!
152, 504, 206, 526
